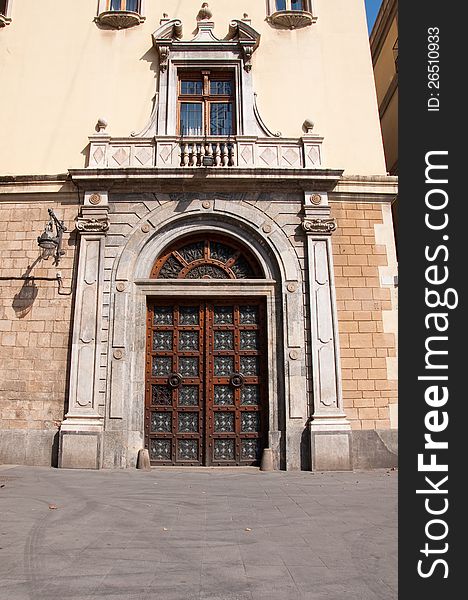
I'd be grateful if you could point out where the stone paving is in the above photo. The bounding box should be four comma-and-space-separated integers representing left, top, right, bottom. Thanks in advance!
0, 466, 397, 600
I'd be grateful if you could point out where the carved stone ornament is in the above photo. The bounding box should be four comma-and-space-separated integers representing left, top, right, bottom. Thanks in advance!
226, 20, 261, 72
88, 193, 102, 205
268, 11, 316, 31
302, 218, 337, 235
310, 194, 322, 205
113, 349, 124, 360
97, 11, 145, 30
289, 349, 300, 360
76, 217, 109, 233
158, 45, 170, 72
152, 19, 183, 73
197, 3, 213, 21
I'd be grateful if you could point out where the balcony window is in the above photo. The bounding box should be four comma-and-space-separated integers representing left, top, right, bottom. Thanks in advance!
109, 0, 139, 11
276, 0, 305, 9
178, 72, 235, 137
97, 0, 145, 29
267, 0, 316, 29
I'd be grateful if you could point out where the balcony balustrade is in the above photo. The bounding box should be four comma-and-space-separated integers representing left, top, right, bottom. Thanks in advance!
87, 134, 323, 170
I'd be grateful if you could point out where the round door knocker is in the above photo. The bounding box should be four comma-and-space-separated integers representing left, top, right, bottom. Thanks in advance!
230, 373, 245, 388
168, 373, 182, 389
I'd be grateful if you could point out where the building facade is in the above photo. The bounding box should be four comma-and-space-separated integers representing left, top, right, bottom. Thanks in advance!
0, 0, 398, 471
371, 0, 398, 176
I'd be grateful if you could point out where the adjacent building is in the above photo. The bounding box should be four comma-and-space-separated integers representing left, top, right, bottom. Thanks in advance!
0, 1, 398, 471
371, 0, 398, 176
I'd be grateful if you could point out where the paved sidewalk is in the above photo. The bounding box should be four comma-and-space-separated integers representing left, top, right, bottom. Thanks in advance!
0, 466, 397, 600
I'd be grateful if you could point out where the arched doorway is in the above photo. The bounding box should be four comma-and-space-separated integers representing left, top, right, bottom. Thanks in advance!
145, 235, 268, 466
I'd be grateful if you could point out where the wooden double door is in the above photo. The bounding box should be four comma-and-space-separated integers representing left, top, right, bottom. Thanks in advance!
145, 299, 267, 466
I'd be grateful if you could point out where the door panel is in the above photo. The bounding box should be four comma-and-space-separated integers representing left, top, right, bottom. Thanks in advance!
146, 303, 205, 465
145, 300, 267, 466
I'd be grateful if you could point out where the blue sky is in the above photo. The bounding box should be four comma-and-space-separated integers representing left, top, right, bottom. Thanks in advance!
365, 0, 383, 32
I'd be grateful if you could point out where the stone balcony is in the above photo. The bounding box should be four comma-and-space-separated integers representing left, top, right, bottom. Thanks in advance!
87, 134, 324, 170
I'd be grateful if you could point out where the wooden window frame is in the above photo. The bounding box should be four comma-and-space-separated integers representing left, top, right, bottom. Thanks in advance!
106, 0, 141, 12
274, 0, 311, 11
177, 70, 236, 137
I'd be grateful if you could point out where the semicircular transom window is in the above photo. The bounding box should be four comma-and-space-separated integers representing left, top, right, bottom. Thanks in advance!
151, 236, 264, 280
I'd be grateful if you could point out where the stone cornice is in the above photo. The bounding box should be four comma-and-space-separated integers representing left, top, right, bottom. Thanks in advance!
152, 15, 261, 73
68, 167, 343, 193
330, 175, 398, 203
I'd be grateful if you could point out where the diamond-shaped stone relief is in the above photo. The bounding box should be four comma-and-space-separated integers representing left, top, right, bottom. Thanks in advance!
159, 145, 172, 164
283, 148, 300, 167
135, 147, 152, 166
92, 146, 105, 166
307, 145, 321, 166
259, 147, 277, 166
240, 145, 254, 165
112, 147, 129, 166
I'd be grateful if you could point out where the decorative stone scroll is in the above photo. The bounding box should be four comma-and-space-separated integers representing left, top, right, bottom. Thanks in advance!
302, 218, 337, 235
152, 19, 183, 72
76, 217, 110, 233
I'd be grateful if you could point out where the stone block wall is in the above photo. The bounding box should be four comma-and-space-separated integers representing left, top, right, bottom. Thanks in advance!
331, 201, 398, 432
0, 199, 78, 462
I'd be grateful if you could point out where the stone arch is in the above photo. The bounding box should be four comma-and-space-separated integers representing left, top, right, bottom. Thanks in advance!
114, 199, 302, 285
106, 199, 308, 470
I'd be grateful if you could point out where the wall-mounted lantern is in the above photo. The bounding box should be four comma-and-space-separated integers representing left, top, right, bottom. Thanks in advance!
37, 209, 67, 263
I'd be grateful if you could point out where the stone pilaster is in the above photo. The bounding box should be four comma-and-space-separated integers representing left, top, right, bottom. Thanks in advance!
303, 192, 352, 471
58, 192, 109, 469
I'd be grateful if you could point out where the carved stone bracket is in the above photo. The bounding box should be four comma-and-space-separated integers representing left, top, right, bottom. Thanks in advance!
302, 218, 337, 235
97, 10, 145, 30
267, 11, 316, 30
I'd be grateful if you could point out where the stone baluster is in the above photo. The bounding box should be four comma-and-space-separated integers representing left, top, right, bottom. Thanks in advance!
206, 142, 213, 163
214, 143, 221, 166
199, 142, 205, 166
182, 143, 189, 167
222, 144, 229, 167
229, 142, 236, 167
190, 143, 197, 167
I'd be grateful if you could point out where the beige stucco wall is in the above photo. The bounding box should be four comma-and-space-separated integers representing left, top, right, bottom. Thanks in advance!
0, 0, 386, 176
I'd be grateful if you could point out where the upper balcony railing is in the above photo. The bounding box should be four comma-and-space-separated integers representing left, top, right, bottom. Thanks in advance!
87, 134, 324, 170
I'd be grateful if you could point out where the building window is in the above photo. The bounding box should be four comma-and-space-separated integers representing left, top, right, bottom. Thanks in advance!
178, 72, 235, 137
108, 0, 140, 11
267, 0, 316, 29
276, 0, 305, 9
0, 0, 12, 27
96, 0, 145, 29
